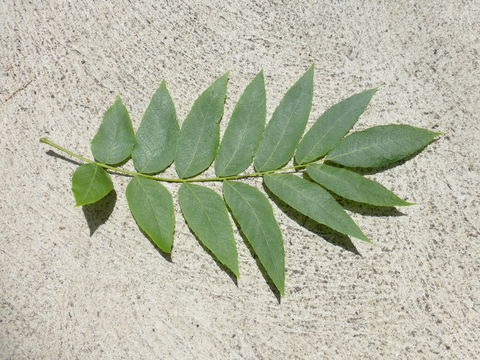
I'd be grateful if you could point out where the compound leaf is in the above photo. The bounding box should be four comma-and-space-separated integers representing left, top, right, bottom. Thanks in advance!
325, 125, 441, 168
126, 177, 175, 253
132, 81, 179, 173
223, 181, 284, 295
295, 88, 377, 164
254, 66, 314, 171
215, 71, 266, 177
264, 174, 369, 242
307, 164, 413, 206
178, 183, 239, 277
91, 96, 135, 165
71, 164, 113, 206
175, 74, 228, 178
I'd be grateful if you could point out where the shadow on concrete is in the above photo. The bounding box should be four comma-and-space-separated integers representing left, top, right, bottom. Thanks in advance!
335, 197, 406, 217
138, 228, 173, 263
46, 150, 133, 176
182, 223, 238, 287
82, 190, 117, 236
46, 150, 82, 166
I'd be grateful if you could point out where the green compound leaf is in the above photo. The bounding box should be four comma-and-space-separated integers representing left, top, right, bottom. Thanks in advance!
71, 164, 113, 206
254, 66, 314, 171
215, 71, 266, 177
132, 81, 179, 174
126, 177, 175, 253
295, 88, 377, 164
326, 125, 441, 168
91, 96, 135, 165
223, 181, 284, 295
178, 183, 239, 277
264, 174, 369, 242
307, 164, 413, 207
40, 67, 443, 297
175, 74, 228, 178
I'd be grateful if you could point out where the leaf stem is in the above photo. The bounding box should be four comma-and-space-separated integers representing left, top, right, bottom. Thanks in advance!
40, 137, 320, 183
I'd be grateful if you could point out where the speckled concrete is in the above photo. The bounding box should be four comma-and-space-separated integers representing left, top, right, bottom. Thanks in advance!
1, 1, 479, 359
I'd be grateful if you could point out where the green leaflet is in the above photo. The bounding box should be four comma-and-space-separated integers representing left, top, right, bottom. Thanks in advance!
71, 164, 113, 206
175, 74, 228, 178
307, 164, 413, 206
215, 71, 266, 177
264, 174, 369, 242
223, 181, 285, 295
132, 82, 179, 174
91, 96, 135, 165
254, 66, 314, 171
326, 125, 441, 168
295, 88, 377, 164
178, 184, 239, 277
126, 177, 175, 253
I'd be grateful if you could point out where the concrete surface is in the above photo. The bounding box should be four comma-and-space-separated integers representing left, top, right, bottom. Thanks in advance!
1, 1, 479, 359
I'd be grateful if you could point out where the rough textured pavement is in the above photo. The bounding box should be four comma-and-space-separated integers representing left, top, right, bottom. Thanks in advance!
1, 1, 479, 359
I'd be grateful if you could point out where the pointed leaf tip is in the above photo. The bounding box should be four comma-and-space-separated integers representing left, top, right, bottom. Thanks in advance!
215, 71, 266, 177
223, 181, 284, 294
132, 81, 179, 174
126, 177, 175, 253
295, 87, 377, 164
91, 97, 135, 165
306, 164, 414, 207
254, 66, 314, 171
175, 74, 229, 178
179, 184, 239, 277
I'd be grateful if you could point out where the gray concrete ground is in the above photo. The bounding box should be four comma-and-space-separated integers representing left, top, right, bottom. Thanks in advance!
1, 1, 479, 359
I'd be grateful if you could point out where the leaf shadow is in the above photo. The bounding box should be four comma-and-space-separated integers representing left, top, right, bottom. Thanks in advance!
81, 190, 117, 236
262, 184, 361, 255
335, 197, 406, 217
137, 228, 173, 263
108, 157, 131, 168
182, 223, 238, 287
228, 214, 282, 304
46, 150, 82, 166
46, 150, 132, 170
